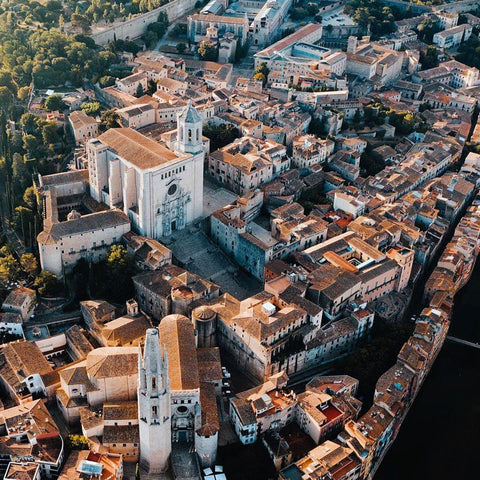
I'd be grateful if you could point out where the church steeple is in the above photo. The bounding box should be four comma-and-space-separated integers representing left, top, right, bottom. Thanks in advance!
177, 100, 203, 155
138, 328, 171, 474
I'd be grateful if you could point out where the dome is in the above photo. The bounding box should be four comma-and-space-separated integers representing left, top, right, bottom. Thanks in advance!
193, 306, 215, 321
67, 209, 81, 221
161, 314, 190, 324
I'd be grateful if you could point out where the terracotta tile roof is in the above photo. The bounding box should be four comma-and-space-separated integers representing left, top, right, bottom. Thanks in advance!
159, 315, 199, 391
197, 347, 222, 383
0, 341, 57, 392
103, 401, 138, 421
98, 128, 182, 170
85, 347, 138, 379
197, 382, 219, 437
5, 462, 39, 480
69, 110, 97, 129
3, 288, 36, 308
103, 425, 139, 444
101, 314, 152, 346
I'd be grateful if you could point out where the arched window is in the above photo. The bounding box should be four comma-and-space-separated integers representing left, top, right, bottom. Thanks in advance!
152, 376, 156, 389
196, 128, 199, 141
179, 126, 183, 141
188, 128, 192, 141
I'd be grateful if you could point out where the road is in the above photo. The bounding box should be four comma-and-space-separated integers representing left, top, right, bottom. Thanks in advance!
25, 310, 82, 327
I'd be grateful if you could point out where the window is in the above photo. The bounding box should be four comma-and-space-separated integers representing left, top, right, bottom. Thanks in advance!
152, 405, 158, 416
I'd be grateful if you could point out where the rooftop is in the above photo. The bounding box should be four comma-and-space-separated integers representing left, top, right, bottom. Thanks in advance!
96, 128, 182, 170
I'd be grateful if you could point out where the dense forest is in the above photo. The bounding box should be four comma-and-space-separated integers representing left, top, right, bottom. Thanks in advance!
0, 0, 170, 31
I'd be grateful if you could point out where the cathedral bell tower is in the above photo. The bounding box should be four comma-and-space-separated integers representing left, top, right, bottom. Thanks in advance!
138, 328, 171, 474
177, 100, 203, 155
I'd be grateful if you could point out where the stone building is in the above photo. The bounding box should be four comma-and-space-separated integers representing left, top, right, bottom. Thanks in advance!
86, 101, 205, 240
133, 265, 220, 321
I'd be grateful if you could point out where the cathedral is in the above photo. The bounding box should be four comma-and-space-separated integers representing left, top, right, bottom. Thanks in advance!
138, 317, 220, 473
56, 315, 221, 475
86, 101, 205, 239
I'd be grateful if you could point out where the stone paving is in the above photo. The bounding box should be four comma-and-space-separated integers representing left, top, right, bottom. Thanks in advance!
171, 442, 201, 480
203, 178, 238, 218
166, 227, 261, 301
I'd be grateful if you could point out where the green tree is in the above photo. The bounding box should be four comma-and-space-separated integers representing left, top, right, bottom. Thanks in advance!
13, 206, 34, 241
17, 86, 30, 102
34, 271, 62, 296
12, 153, 28, 184
106, 245, 129, 274
99, 245, 135, 302
290, 8, 308, 20
197, 41, 217, 61
308, 118, 324, 136
255, 61, 269, 78
306, 3, 319, 16
203, 123, 241, 151
20, 114, 37, 134
44, 94, 66, 111
253, 72, 266, 85
23, 186, 37, 211
81, 101, 101, 116
23, 134, 41, 156
0, 254, 19, 283
135, 83, 144, 97
71, 13, 91, 34
0, 87, 13, 112
42, 121, 60, 145
20, 253, 38, 278
66, 435, 89, 450
420, 45, 439, 70
360, 150, 384, 176
176, 42, 186, 54
98, 75, 116, 88
100, 109, 119, 129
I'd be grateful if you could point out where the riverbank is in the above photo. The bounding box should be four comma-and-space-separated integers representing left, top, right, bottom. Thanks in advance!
375, 254, 480, 478
366, 195, 480, 478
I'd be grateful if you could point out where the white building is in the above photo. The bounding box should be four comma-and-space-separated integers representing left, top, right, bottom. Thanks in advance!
433, 23, 472, 48
37, 209, 131, 278
0, 312, 24, 337
86, 101, 205, 239
140, 317, 220, 471
138, 328, 171, 474
117, 104, 156, 129
2, 287, 36, 321
333, 192, 365, 218
251, 0, 294, 47
115, 72, 149, 96
69, 111, 99, 145
293, 135, 334, 169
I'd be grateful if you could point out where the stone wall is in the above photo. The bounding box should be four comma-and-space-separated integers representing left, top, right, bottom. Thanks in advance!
90, 0, 196, 45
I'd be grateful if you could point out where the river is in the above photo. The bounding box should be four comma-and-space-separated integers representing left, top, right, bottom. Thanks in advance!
375, 258, 480, 479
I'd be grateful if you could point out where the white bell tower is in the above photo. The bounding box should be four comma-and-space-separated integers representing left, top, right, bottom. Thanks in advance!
138, 328, 171, 474
177, 100, 203, 155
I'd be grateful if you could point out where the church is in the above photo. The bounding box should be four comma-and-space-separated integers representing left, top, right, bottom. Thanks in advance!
86, 101, 205, 239
138, 318, 220, 474
56, 315, 221, 475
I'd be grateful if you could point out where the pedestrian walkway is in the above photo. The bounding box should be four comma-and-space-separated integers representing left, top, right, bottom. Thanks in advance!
167, 228, 261, 300
171, 442, 201, 480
